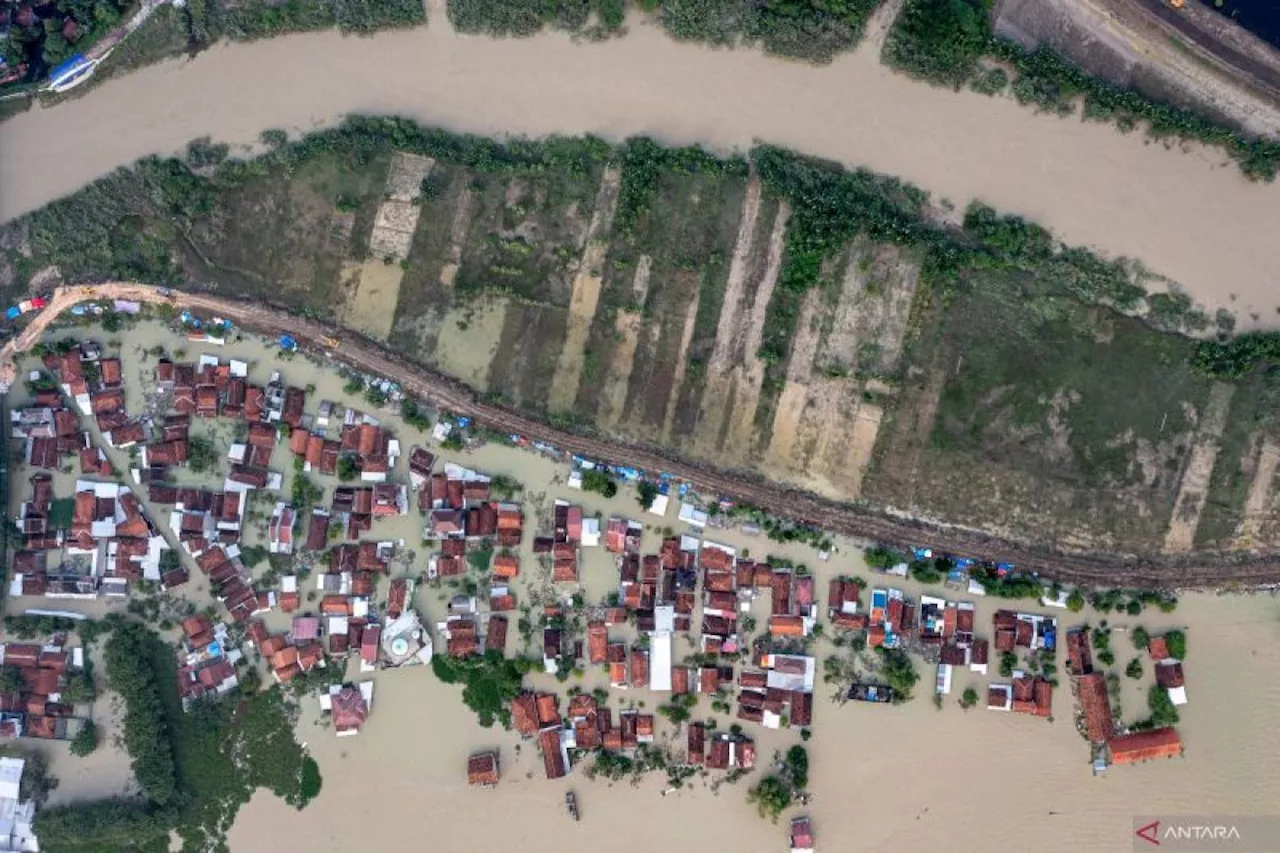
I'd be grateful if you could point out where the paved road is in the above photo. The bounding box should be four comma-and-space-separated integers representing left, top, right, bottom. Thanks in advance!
5, 283, 1279, 588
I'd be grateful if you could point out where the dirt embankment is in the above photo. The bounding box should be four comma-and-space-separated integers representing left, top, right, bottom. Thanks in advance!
9, 283, 1280, 588
995, 0, 1280, 138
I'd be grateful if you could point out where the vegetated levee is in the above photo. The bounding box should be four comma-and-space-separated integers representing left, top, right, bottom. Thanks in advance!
7, 117, 1280, 584
881, 0, 1280, 181
445, 0, 884, 64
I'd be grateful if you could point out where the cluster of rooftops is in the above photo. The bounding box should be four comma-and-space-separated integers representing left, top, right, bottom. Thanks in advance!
1067, 628, 1186, 767
2, 335, 1192, 783
0, 638, 90, 742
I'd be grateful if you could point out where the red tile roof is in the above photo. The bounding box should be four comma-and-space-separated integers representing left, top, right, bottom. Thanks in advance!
770, 615, 806, 637
536, 693, 560, 727
467, 751, 500, 786
511, 692, 539, 736
1109, 727, 1183, 764
587, 621, 607, 664
485, 616, 508, 653
1077, 673, 1114, 743
539, 728, 566, 779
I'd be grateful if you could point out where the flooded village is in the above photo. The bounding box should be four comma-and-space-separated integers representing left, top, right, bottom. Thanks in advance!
0, 304, 1277, 853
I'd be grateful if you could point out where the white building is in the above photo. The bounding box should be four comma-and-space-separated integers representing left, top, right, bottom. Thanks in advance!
0, 757, 39, 852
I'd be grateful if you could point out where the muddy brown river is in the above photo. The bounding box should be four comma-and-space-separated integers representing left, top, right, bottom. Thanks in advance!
1, 11, 1279, 328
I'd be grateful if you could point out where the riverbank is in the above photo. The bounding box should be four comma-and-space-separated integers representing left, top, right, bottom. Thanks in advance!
2, 16, 1280, 330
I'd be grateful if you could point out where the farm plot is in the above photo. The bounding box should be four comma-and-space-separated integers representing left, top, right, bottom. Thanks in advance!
862, 266, 1216, 554
758, 239, 922, 498
1193, 371, 1280, 549
183, 150, 392, 314
574, 166, 749, 445
451, 169, 601, 305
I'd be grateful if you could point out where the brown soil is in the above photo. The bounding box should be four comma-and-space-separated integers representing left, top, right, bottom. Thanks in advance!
1164, 381, 1235, 553
1236, 435, 1280, 548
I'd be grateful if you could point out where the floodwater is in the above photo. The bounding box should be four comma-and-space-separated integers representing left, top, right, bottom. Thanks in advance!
10, 317, 1280, 852
2, 12, 1280, 329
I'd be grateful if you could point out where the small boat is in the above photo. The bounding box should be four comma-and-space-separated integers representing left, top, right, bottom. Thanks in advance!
790, 816, 815, 853
565, 790, 580, 821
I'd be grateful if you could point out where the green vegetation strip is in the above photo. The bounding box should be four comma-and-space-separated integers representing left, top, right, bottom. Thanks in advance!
37, 622, 319, 853
882, 0, 1280, 182
446, 0, 882, 63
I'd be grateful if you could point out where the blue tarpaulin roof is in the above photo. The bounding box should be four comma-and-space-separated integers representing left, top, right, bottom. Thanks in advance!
279, 335, 297, 351
50, 54, 90, 82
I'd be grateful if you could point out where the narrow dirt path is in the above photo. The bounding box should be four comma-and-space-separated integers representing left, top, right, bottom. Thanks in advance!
1164, 382, 1235, 553
1236, 436, 1280, 548
6, 283, 1280, 587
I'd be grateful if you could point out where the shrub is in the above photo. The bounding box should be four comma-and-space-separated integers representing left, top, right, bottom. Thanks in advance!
187, 435, 218, 474
581, 469, 618, 498
747, 775, 792, 821
1146, 684, 1179, 727
637, 480, 659, 511
70, 721, 99, 757
785, 745, 809, 790
876, 647, 920, 703
1065, 588, 1085, 612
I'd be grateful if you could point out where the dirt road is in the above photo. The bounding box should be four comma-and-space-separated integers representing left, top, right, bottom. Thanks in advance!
7, 283, 1279, 588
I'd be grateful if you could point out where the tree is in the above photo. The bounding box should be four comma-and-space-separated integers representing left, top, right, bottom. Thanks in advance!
876, 647, 920, 703
960, 686, 979, 709
636, 480, 659, 511
70, 721, 99, 757
104, 624, 177, 806
187, 436, 218, 474
0, 667, 23, 695
581, 469, 617, 498
1130, 626, 1149, 651
1125, 658, 1143, 680
998, 651, 1017, 678
1066, 589, 1085, 612
336, 455, 359, 482
1146, 685, 1179, 727
61, 672, 95, 706
785, 745, 809, 789
1164, 630, 1187, 661
747, 775, 792, 821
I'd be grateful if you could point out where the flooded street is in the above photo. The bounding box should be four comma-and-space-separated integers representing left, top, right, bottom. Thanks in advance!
1, 15, 1280, 328
11, 320, 1280, 852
